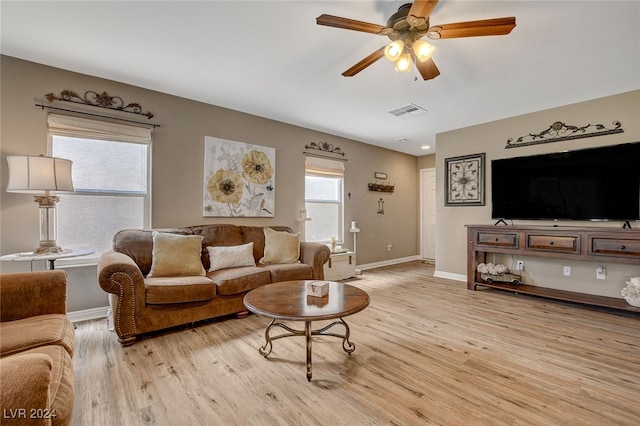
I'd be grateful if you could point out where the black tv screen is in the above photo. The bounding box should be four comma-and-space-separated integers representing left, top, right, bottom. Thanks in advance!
491, 142, 640, 221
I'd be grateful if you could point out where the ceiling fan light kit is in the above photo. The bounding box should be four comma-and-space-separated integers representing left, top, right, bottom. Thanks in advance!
316, 0, 516, 80
383, 39, 434, 73
383, 40, 404, 62
413, 39, 434, 62
394, 53, 412, 72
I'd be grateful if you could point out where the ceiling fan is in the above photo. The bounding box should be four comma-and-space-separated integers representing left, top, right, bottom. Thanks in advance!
316, 0, 516, 80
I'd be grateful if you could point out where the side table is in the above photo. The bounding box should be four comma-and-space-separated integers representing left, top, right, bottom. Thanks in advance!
324, 251, 357, 281
0, 249, 95, 271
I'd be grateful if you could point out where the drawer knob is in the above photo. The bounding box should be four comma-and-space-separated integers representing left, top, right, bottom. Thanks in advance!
495, 238, 499, 241
549, 241, 554, 245
621, 245, 626, 250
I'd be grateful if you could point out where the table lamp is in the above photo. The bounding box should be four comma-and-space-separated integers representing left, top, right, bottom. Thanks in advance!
6, 154, 74, 254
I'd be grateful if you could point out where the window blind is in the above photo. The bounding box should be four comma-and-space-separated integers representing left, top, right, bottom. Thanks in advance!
47, 114, 152, 144
304, 155, 345, 176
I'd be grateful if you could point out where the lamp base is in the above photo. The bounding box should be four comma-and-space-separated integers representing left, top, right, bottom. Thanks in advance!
33, 195, 64, 255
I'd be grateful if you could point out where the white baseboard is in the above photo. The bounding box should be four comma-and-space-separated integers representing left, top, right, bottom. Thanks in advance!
434, 270, 467, 282
356, 255, 421, 272
67, 306, 110, 323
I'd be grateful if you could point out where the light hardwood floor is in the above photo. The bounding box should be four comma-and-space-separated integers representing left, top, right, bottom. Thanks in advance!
72, 261, 640, 425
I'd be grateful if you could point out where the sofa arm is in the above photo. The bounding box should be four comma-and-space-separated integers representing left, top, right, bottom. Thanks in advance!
0, 271, 67, 322
97, 250, 146, 345
0, 352, 53, 426
299, 242, 331, 280
97, 250, 145, 295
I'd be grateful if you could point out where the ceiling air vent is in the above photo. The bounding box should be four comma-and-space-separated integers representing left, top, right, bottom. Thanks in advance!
388, 103, 428, 118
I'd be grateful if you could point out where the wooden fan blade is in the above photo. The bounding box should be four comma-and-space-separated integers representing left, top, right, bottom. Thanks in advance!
407, 0, 439, 27
415, 57, 440, 81
428, 17, 516, 39
316, 14, 388, 35
342, 47, 385, 77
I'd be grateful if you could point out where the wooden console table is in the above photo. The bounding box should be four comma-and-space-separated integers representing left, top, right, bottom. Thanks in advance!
466, 224, 640, 313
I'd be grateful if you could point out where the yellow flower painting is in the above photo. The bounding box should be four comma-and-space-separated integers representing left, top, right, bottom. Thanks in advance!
203, 137, 275, 217
242, 150, 273, 184
207, 169, 244, 206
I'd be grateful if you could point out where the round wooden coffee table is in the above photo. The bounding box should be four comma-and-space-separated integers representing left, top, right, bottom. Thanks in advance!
243, 280, 369, 381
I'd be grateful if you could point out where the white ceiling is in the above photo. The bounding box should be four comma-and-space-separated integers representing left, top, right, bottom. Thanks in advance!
2, 1, 639, 156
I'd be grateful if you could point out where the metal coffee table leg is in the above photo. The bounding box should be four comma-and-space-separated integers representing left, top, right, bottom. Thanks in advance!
305, 321, 312, 381
257, 317, 356, 381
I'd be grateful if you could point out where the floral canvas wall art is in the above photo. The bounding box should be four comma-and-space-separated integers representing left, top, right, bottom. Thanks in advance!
203, 136, 275, 217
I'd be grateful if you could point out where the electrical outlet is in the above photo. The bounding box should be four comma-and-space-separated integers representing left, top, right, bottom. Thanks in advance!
596, 266, 606, 280
516, 260, 524, 271
387, 244, 392, 252
563, 265, 571, 276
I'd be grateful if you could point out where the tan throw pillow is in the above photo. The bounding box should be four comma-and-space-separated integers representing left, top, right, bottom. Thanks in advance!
207, 242, 255, 272
147, 232, 205, 277
259, 227, 300, 264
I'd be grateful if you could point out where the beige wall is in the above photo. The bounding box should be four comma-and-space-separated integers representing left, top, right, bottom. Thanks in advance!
417, 153, 435, 170
4, 53, 637, 306
0, 56, 419, 310
435, 90, 640, 298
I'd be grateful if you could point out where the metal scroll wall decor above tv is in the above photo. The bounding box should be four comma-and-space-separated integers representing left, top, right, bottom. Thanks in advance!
491, 141, 640, 222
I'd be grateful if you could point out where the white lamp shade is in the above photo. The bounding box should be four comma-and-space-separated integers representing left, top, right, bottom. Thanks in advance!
6, 155, 74, 194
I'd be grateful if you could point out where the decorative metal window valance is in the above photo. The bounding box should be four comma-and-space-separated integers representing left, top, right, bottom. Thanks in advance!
506, 120, 623, 149
36, 89, 160, 127
305, 141, 346, 157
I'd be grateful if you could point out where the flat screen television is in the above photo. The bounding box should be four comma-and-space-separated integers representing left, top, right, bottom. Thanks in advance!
491, 142, 640, 221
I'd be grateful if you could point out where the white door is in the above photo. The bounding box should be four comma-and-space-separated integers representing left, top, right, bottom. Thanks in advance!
420, 168, 436, 260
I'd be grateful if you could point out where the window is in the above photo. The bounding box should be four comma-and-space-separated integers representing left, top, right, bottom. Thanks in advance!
304, 156, 345, 243
48, 114, 151, 257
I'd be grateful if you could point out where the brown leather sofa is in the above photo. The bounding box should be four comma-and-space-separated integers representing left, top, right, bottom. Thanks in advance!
0, 270, 75, 426
98, 224, 330, 346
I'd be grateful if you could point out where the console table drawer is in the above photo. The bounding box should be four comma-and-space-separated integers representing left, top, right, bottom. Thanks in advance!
527, 234, 580, 253
476, 232, 518, 248
590, 238, 640, 258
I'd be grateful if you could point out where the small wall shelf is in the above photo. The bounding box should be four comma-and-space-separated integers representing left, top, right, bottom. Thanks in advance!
368, 183, 394, 193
